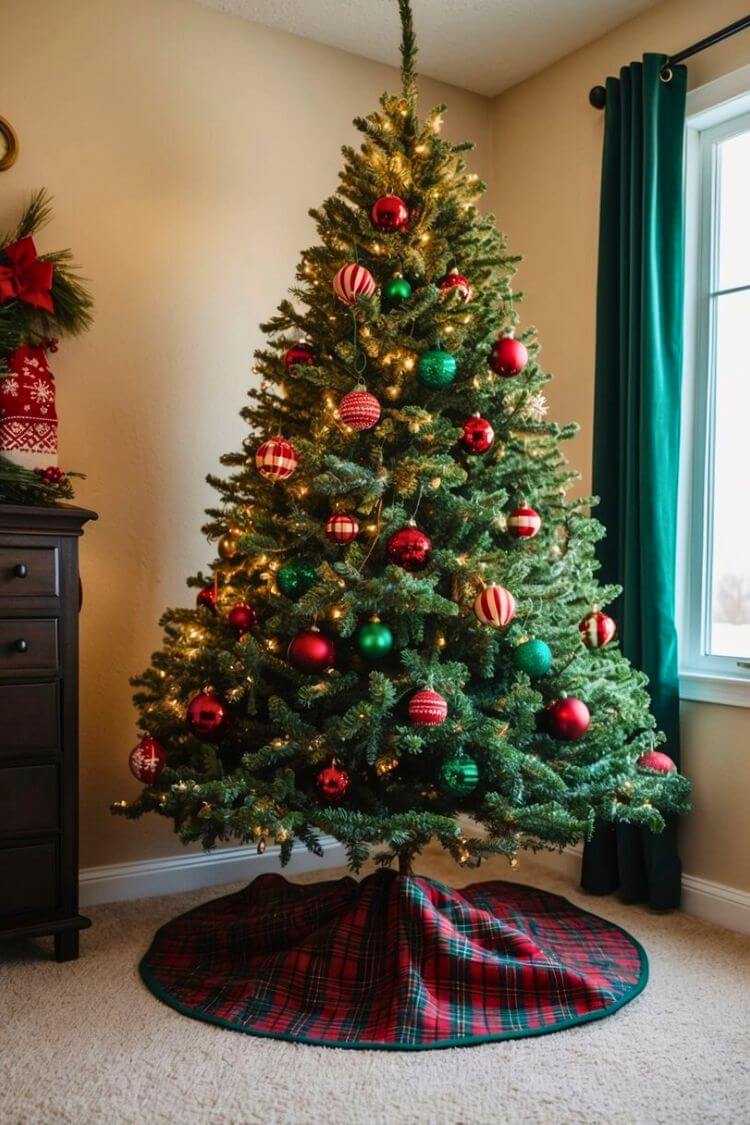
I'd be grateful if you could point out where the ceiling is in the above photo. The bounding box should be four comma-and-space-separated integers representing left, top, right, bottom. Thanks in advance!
196, 0, 658, 97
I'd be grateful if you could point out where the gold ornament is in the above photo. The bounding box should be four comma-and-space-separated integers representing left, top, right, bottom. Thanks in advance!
375, 755, 399, 777
218, 530, 240, 560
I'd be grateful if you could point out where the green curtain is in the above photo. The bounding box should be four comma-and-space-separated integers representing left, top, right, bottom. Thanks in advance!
582, 54, 687, 909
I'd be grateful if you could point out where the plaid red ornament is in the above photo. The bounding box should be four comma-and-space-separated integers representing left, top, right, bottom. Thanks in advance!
139, 870, 648, 1049
324, 512, 359, 544
255, 436, 298, 481
0, 345, 58, 469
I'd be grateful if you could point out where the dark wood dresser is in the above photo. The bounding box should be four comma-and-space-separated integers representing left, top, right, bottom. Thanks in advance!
0, 504, 96, 961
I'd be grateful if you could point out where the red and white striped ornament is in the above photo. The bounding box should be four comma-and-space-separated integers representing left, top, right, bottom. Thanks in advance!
325, 513, 359, 544
637, 750, 676, 773
473, 585, 516, 628
255, 436, 299, 481
333, 263, 376, 306
507, 504, 541, 539
580, 610, 617, 649
438, 269, 473, 302
129, 735, 166, 785
408, 688, 448, 727
338, 388, 381, 431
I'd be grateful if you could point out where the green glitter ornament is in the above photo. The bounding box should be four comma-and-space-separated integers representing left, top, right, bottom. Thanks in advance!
438, 751, 479, 797
418, 348, 456, 388
355, 620, 394, 661
276, 560, 317, 600
383, 276, 412, 307
513, 639, 553, 677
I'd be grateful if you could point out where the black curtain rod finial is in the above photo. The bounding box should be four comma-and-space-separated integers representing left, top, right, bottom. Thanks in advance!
589, 85, 607, 110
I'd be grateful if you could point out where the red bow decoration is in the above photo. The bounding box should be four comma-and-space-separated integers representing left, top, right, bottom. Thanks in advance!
0, 237, 55, 313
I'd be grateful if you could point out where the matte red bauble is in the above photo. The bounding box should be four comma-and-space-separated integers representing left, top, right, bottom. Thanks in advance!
338, 389, 381, 431
324, 513, 359, 544
129, 735, 166, 785
546, 697, 590, 741
288, 629, 336, 673
196, 586, 217, 613
490, 336, 528, 377
316, 763, 351, 803
461, 414, 494, 454
637, 750, 677, 774
227, 603, 257, 636
284, 343, 315, 371
438, 270, 472, 301
371, 195, 409, 232
186, 691, 227, 738
580, 610, 617, 649
387, 526, 432, 572
408, 688, 448, 727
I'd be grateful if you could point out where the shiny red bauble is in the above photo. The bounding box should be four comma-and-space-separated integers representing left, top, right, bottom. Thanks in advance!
316, 763, 351, 803
288, 629, 336, 673
637, 750, 677, 774
408, 688, 448, 727
324, 513, 359, 544
129, 735, 167, 785
507, 504, 542, 539
545, 697, 590, 741
490, 336, 528, 377
386, 526, 432, 572
580, 610, 617, 649
371, 195, 409, 232
186, 691, 227, 738
227, 603, 257, 636
283, 343, 315, 371
338, 389, 381, 431
438, 270, 472, 301
461, 414, 494, 454
196, 586, 217, 613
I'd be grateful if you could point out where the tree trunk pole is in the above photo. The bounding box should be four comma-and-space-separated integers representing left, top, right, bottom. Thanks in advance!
398, 851, 414, 877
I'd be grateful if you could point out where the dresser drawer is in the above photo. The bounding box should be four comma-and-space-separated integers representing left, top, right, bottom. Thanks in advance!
0, 619, 58, 673
0, 764, 59, 835
0, 546, 59, 599
0, 681, 59, 757
0, 840, 59, 916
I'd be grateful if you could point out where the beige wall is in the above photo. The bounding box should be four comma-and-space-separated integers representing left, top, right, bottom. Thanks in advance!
489, 0, 750, 892
1, 0, 492, 868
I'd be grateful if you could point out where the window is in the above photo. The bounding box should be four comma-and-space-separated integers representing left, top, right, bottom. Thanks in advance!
681, 68, 750, 706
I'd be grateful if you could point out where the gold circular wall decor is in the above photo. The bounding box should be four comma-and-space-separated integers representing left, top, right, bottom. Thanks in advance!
0, 116, 19, 172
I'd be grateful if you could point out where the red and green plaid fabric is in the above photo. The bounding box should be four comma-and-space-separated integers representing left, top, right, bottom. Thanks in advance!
140, 870, 647, 1050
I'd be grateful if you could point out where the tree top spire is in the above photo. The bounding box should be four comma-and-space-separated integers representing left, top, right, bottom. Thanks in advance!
398, 0, 418, 102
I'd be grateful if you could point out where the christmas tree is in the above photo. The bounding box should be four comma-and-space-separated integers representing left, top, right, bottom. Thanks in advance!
114, 0, 689, 877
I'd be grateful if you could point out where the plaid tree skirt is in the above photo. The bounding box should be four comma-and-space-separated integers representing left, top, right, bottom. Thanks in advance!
140, 869, 647, 1050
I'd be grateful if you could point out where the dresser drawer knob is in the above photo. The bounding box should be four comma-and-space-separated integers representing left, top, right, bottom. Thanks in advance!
13, 563, 28, 578
14, 639, 28, 653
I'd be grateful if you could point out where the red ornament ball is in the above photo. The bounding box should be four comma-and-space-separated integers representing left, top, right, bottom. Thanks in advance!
255, 436, 299, 481
333, 263, 377, 306
461, 414, 494, 454
325, 513, 359, 544
438, 270, 473, 302
637, 750, 677, 774
284, 343, 315, 371
227, 603, 257, 636
387, 525, 432, 572
408, 688, 448, 727
546, 697, 590, 741
338, 389, 381, 431
129, 735, 166, 785
196, 586, 217, 613
473, 584, 516, 628
580, 610, 617, 649
288, 629, 336, 673
507, 504, 542, 539
490, 336, 528, 378
371, 195, 409, 232
316, 763, 351, 803
186, 691, 226, 738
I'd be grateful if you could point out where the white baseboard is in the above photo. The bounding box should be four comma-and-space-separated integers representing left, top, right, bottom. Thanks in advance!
80, 835, 346, 907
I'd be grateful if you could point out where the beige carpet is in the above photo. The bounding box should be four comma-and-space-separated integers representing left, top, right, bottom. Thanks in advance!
2, 846, 749, 1125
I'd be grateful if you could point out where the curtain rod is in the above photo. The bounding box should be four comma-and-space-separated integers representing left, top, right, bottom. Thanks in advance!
589, 13, 750, 108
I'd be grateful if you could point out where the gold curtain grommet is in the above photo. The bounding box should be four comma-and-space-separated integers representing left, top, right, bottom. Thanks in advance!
0, 116, 19, 172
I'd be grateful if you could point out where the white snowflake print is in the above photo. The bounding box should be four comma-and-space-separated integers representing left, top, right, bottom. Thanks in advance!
1, 376, 19, 398
29, 378, 53, 406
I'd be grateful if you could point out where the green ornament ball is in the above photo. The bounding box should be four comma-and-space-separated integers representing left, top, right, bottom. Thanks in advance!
418, 348, 456, 388
277, 560, 317, 600
355, 620, 394, 660
438, 751, 479, 797
383, 276, 412, 307
513, 639, 553, 677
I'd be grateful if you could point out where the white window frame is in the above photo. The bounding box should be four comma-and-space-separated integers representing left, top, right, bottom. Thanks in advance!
680, 65, 750, 707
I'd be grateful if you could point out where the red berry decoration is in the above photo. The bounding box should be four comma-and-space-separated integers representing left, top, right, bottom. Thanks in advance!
34, 465, 65, 487
284, 343, 315, 371
461, 414, 494, 454
333, 263, 376, 306
325, 513, 359, 544
227, 603, 257, 636
546, 697, 590, 741
387, 525, 432, 572
288, 628, 336, 673
507, 504, 542, 539
637, 750, 677, 774
473, 585, 516, 628
490, 336, 528, 377
338, 388, 381, 431
371, 194, 409, 232
408, 688, 448, 727
129, 735, 166, 785
186, 691, 227, 738
438, 269, 472, 302
255, 436, 299, 481
580, 610, 617, 649
316, 763, 351, 803
196, 586, 217, 613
